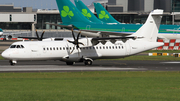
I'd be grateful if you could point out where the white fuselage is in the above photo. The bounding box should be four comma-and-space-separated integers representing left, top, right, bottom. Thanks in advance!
2, 38, 163, 63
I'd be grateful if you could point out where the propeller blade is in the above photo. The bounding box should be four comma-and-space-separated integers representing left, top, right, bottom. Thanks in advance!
36, 30, 40, 40
40, 31, 45, 41
71, 28, 76, 41
77, 31, 81, 41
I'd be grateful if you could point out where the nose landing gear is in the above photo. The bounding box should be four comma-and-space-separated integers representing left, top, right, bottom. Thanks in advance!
9, 60, 17, 66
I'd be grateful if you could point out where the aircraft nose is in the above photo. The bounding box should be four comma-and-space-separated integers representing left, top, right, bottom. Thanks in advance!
1, 51, 10, 59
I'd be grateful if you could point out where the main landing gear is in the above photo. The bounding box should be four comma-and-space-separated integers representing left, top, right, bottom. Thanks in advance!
66, 59, 93, 66
84, 60, 92, 65
9, 60, 17, 66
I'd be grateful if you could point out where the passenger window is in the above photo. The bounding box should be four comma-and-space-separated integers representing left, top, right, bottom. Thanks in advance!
112, 46, 114, 49
106, 46, 108, 49
60, 47, 61, 50
119, 46, 121, 49
100, 47, 101, 49
122, 46, 124, 49
96, 47, 98, 49
63, 47, 65, 50
47, 48, 49, 50
43, 48, 45, 50
57, 47, 58, 50
50, 48, 52, 50
103, 46, 105, 49
53, 47, 55, 50
109, 46, 111, 49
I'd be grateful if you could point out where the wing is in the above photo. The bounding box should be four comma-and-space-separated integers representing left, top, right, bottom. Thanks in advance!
46, 23, 133, 37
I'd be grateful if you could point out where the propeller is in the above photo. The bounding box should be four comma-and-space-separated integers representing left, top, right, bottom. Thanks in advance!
36, 30, 45, 41
68, 29, 84, 54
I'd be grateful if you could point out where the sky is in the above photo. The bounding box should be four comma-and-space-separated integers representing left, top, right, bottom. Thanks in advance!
0, 0, 95, 9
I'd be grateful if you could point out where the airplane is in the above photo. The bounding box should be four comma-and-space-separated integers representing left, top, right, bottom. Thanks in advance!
0, 28, 13, 40
53, 0, 180, 40
2, 9, 164, 66
0, 28, 31, 41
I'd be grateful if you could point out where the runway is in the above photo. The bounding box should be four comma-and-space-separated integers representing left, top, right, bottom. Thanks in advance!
0, 60, 180, 72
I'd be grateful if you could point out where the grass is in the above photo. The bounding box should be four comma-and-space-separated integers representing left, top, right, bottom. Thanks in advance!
0, 71, 180, 101
0, 56, 4, 60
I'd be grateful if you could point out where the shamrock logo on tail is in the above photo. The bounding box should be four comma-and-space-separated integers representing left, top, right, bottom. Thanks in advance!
61, 6, 74, 19
82, 9, 91, 19
99, 10, 109, 20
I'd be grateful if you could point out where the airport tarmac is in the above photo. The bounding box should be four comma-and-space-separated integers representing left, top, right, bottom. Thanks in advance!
0, 60, 180, 72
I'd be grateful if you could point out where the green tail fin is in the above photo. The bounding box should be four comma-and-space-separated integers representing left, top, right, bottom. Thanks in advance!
56, 0, 91, 24
94, 3, 120, 24
0, 28, 3, 32
74, 0, 103, 23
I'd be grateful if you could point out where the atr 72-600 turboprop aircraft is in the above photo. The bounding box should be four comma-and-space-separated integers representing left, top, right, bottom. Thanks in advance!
2, 9, 164, 65
51, 0, 180, 39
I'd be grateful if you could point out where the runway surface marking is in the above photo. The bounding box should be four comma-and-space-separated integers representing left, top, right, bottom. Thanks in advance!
160, 62, 180, 64
0, 65, 147, 72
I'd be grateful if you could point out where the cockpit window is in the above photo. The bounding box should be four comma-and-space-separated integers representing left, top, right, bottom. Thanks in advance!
21, 45, 24, 48
17, 45, 21, 48
10, 45, 25, 49
10, 45, 16, 48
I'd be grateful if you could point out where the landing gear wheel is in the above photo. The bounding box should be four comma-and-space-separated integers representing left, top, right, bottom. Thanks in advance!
84, 60, 92, 66
66, 62, 74, 65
